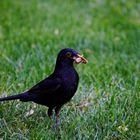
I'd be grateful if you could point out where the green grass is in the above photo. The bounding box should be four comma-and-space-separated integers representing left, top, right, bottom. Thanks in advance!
0, 0, 140, 139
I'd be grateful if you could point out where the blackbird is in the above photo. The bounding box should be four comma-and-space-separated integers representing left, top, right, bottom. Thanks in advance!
0, 48, 88, 128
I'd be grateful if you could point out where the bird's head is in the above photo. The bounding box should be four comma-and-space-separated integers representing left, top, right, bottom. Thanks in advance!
55, 48, 88, 67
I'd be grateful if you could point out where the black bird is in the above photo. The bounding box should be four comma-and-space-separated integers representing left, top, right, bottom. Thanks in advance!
0, 48, 87, 128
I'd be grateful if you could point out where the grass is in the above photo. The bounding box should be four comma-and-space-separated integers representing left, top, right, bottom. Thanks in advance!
0, 0, 140, 139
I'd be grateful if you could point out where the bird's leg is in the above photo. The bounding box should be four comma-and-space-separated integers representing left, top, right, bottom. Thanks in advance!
48, 107, 57, 131
48, 107, 53, 118
54, 106, 61, 132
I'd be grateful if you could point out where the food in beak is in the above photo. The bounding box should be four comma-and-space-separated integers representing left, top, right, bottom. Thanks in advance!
73, 54, 88, 64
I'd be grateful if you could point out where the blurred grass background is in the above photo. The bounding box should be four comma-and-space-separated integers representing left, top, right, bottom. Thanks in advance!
0, 0, 140, 139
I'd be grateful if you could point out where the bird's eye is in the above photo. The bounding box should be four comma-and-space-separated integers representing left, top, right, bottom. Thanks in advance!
66, 52, 72, 57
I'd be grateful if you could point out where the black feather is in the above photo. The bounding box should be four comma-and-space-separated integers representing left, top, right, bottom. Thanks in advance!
0, 48, 85, 120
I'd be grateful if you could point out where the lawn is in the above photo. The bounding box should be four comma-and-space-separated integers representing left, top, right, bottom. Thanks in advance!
0, 0, 140, 139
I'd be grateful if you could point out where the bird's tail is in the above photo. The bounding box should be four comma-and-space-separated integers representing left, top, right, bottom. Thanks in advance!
0, 92, 27, 102
0, 94, 22, 101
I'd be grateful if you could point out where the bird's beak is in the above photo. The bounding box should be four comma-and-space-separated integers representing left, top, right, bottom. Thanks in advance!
73, 54, 88, 64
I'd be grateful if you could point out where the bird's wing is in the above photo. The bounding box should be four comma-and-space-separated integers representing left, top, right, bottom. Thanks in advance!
28, 77, 62, 94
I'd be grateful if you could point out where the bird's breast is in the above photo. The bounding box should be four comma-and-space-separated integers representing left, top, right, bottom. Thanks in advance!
61, 68, 79, 97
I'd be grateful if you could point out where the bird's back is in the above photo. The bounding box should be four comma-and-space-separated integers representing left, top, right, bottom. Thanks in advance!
28, 66, 79, 108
